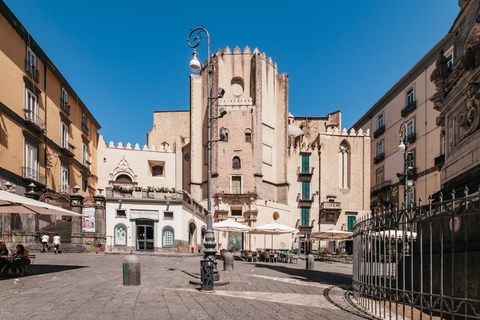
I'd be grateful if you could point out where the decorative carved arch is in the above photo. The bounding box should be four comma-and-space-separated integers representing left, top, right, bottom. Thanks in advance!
110, 156, 136, 182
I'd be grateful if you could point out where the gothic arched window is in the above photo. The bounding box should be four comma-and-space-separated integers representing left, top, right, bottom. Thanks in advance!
339, 141, 350, 189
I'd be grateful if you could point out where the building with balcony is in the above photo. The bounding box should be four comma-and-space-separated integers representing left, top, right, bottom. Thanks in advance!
0, 2, 101, 245
150, 47, 371, 253
352, 33, 454, 211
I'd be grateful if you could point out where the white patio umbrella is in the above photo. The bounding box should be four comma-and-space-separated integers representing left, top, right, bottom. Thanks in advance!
249, 221, 299, 250
213, 219, 251, 251
311, 229, 353, 241
212, 218, 251, 232
0, 190, 81, 216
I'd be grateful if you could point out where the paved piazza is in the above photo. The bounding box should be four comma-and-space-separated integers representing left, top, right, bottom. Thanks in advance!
0, 253, 376, 320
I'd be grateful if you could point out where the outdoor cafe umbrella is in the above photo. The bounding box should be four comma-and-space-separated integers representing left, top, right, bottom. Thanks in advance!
310, 229, 353, 241
249, 221, 299, 250
213, 218, 251, 251
0, 190, 81, 216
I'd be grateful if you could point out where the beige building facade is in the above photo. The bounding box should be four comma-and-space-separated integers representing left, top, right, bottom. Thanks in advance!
352, 34, 454, 210
0, 2, 101, 246
150, 46, 371, 253
96, 135, 206, 253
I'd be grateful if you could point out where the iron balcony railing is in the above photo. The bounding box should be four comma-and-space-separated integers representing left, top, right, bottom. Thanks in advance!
25, 60, 39, 82
60, 141, 75, 157
373, 125, 385, 138
401, 101, 417, 117
23, 109, 46, 133
353, 187, 480, 320
22, 167, 46, 186
373, 152, 385, 164
61, 99, 70, 114
298, 193, 314, 202
371, 180, 392, 193
297, 166, 314, 175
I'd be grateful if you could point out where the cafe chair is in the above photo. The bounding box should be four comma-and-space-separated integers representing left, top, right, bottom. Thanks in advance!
24, 254, 35, 275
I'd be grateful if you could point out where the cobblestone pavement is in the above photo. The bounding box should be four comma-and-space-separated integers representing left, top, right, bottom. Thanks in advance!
0, 253, 376, 320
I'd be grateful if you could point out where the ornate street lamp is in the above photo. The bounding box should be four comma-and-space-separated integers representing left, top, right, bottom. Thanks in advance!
187, 26, 226, 291
398, 121, 413, 256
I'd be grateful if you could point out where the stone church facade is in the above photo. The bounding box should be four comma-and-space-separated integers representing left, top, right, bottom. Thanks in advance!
149, 46, 370, 252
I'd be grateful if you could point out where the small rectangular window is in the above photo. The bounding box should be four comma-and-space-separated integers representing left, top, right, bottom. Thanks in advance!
376, 167, 384, 185
164, 211, 173, 220
82, 113, 89, 134
60, 164, 69, 194
326, 212, 335, 222
82, 178, 87, 193
406, 87, 415, 106
377, 113, 384, 130
301, 207, 310, 226
61, 88, 69, 113
61, 121, 69, 149
82, 142, 89, 167
377, 140, 384, 156
231, 209, 242, 216
25, 47, 39, 82
116, 209, 126, 217
245, 132, 251, 142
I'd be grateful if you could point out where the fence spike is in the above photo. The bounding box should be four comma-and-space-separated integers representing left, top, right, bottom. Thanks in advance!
428, 195, 433, 204
439, 192, 443, 202
451, 189, 456, 200
419, 197, 423, 206
464, 186, 469, 197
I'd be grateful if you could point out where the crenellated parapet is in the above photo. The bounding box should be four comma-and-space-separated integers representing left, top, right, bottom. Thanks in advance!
106, 141, 174, 153
288, 127, 370, 152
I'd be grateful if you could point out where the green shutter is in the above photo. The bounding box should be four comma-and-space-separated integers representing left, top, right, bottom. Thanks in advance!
301, 155, 310, 173
302, 181, 310, 200
347, 216, 356, 231
301, 207, 310, 226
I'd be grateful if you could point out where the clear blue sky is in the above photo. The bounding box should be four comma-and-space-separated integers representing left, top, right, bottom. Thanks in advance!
4, 0, 460, 146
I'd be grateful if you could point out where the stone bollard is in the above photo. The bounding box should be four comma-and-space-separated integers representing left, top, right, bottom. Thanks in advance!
223, 252, 234, 271
306, 254, 315, 270
123, 252, 141, 286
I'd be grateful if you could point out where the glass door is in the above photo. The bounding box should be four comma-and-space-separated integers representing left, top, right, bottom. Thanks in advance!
136, 224, 154, 250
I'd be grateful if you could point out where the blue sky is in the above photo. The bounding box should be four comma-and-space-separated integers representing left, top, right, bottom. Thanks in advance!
4, 1, 460, 146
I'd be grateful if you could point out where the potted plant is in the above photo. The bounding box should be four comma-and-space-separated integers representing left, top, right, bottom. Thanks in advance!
95, 243, 105, 253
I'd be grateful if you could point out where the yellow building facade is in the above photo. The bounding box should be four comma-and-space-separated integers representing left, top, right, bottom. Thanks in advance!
0, 3, 100, 242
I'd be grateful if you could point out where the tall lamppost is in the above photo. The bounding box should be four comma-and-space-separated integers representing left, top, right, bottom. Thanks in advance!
187, 27, 226, 291
398, 121, 413, 256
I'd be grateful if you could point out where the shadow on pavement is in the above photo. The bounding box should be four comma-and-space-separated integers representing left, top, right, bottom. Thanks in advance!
0, 264, 87, 280
250, 263, 352, 286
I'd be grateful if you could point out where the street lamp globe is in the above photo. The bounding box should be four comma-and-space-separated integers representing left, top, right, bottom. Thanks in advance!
398, 139, 406, 150
189, 49, 201, 73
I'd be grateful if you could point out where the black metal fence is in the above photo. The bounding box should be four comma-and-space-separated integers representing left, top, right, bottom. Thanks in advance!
353, 188, 480, 319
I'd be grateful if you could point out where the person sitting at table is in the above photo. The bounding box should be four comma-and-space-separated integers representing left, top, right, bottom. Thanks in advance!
11, 244, 30, 276
0, 242, 9, 274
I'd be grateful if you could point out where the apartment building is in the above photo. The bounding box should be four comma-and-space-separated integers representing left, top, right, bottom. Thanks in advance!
0, 2, 101, 244
352, 34, 454, 211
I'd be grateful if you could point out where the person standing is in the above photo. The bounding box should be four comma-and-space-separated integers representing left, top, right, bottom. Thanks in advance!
41, 233, 49, 253
53, 233, 61, 254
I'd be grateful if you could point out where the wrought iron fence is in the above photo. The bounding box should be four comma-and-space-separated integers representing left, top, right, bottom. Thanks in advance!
353, 187, 480, 319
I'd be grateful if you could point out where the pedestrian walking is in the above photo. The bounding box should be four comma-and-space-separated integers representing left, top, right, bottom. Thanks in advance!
53, 233, 61, 254
41, 233, 49, 253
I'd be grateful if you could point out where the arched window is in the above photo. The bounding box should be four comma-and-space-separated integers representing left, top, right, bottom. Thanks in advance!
244, 129, 252, 142
115, 174, 132, 183
162, 226, 174, 247
114, 224, 127, 246
339, 141, 350, 189
232, 156, 241, 169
